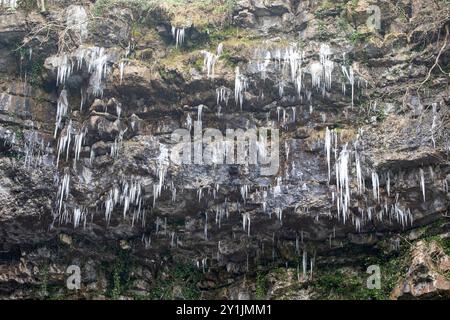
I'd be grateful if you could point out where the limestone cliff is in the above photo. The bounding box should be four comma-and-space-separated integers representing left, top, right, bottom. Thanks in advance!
0, 0, 449, 300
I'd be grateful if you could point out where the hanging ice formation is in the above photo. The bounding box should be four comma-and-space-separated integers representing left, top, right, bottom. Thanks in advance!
372, 170, 380, 203
234, 67, 248, 110
23, 130, 50, 169
87, 47, 108, 96
216, 87, 231, 106
254, 48, 271, 80
275, 207, 283, 225
186, 113, 192, 132
103, 178, 144, 226
240, 185, 250, 203
110, 129, 127, 159
201, 44, 223, 79
54, 89, 69, 138
335, 144, 350, 223
153, 144, 169, 206
56, 120, 73, 166
242, 213, 251, 236
319, 44, 334, 92
273, 176, 282, 197
387, 172, 391, 196
341, 55, 355, 108
119, 61, 126, 84
197, 104, 203, 122
1, 0, 17, 9
55, 47, 109, 97
355, 150, 365, 194
74, 127, 86, 164
204, 212, 208, 240
171, 27, 185, 48
419, 168, 425, 202
57, 172, 70, 217
324, 127, 334, 182
302, 250, 307, 278
73, 207, 87, 229
66, 5, 88, 43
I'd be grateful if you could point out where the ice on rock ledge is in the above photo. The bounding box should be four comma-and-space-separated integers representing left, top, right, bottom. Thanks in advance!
53, 46, 112, 97
0, 0, 17, 9
66, 5, 88, 43
171, 27, 185, 48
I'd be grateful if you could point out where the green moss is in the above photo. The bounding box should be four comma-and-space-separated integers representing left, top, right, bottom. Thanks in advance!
348, 30, 367, 44
255, 272, 268, 300
150, 263, 203, 300
101, 249, 134, 299
312, 268, 385, 300
219, 51, 238, 68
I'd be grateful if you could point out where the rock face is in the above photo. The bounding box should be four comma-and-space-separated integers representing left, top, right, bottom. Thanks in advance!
0, 0, 449, 299
391, 239, 450, 299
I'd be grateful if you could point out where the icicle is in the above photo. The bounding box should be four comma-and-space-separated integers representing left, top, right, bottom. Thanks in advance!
57, 172, 70, 217
234, 67, 248, 110
387, 172, 391, 197
216, 87, 231, 106
153, 144, 169, 206
119, 61, 125, 84
217, 43, 224, 56
240, 185, 249, 203
88, 47, 108, 97
186, 113, 192, 132
431, 103, 437, 148
73, 207, 85, 228
275, 207, 283, 225
197, 105, 203, 122
1, 0, 18, 9
302, 250, 307, 278
56, 54, 73, 86
56, 120, 73, 166
201, 50, 219, 78
242, 213, 251, 236
110, 129, 127, 159
170, 232, 175, 247
171, 27, 185, 48
74, 127, 86, 164
355, 151, 364, 194
204, 212, 208, 240
420, 168, 425, 202
54, 89, 69, 138
335, 145, 350, 222
319, 44, 334, 93
324, 127, 332, 181
66, 5, 88, 43
342, 62, 355, 108
372, 170, 380, 202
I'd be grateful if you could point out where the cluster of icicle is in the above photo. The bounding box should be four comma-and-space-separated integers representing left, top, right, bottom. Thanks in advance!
55, 120, 87, 166
244, 43, 366, 110
201, 43, 223, 78
66, 5, 88, 43
171, 27, 185, 48
56, 46, 109, 96
140, 215, 182, 250
104, 177, 145, 226
322, 127, 440, 231
23, 128, 51, 169
0, 0, 17, 9
153, 143, 170, 207
234, 67, 248, 110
